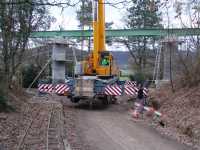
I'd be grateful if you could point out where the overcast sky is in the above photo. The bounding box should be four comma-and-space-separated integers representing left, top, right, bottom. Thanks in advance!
49, 0, 192, 30
49, 0, 127, 30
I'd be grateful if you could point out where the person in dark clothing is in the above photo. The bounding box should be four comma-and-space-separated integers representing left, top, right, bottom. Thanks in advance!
137, 86, 144, 100
136, 84, 145, 113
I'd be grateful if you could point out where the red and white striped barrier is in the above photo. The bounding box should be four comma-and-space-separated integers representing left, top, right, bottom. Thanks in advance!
124, 81, 148, 96
55, 84, 70, 95
38, 84, 53, 93
134, 102, 162, 117
143, 88, 148, 96
125, 81, 137, 87
105, 85, 122, 96
124, 86, 138, 96
38, 84, 70, 95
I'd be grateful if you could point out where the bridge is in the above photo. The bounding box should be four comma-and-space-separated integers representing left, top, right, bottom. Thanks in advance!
30, 28, 200, 38
30, 28, 200, 85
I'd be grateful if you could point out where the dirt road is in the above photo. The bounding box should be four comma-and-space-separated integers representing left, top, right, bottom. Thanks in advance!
68, 101, 194, 150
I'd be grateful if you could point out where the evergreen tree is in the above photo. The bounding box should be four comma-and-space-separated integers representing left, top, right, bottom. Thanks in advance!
76, 0, 93, 28
123, 0, 163, 72
76, 0, 114, 50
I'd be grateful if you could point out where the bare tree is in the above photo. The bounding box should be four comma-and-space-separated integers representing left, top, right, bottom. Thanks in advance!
121, 0, 162, 73
173, 0, 200, 86
0, 0, 55, 89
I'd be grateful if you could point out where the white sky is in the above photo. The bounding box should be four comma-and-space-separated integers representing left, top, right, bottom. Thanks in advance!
50, 0, 127, 30
49, 0, 192, 30
48, 0, 194, 51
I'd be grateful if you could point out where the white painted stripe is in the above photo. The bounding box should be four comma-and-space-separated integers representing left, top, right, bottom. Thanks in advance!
125, 87, 135, 95
105, 85, 121, 95
65, 87, 70, 92
55, 84, 60, 89
125, 86, 137, 96
105, 87, 113, 95
129, 86, 137, 94
57, 85, 68, 94
57, 85, 69, 94
108, 86, 117, 95
105, 90, 110, 95
115, 85, 122, 92
44, 84, 49, 89
57, 86, 67, 94
38, 84, 45, 91
127, 87, 135, 95
55, 84, 65, 93
113, 86, 122, 95
111, 86, 121, 95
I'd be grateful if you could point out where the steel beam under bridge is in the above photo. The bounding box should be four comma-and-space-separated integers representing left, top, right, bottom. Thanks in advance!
30, 28, 200, 38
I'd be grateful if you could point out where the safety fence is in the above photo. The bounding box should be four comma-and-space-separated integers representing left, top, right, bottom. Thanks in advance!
104, 81, 148, 96
38, 84, 70, 95
38, 80, 149, 97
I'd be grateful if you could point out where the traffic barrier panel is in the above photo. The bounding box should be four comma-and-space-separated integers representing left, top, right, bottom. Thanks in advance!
125, 80, 137, 87
143, 88, 148, 96
124, 86, 138, 96
55, 84, 70, 95
38, 84, 70, 95
38, 84, 53, 93
123, 81, 148, 97
105, 85, 122, 96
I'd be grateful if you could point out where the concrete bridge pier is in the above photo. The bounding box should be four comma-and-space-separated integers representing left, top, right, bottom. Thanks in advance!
156, 38, 179, 87
51, 41, 68, 84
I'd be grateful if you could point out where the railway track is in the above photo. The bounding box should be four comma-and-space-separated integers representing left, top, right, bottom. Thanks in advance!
16, 96, 70, 150
46, 104, 65, 150
17, 105, 47, 150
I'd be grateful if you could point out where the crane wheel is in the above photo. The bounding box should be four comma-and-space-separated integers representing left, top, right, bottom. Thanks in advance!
70, 97, 80, 103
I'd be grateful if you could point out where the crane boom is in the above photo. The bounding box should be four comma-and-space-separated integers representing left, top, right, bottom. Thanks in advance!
83, 0, 118, 76
93, 0, 106, 71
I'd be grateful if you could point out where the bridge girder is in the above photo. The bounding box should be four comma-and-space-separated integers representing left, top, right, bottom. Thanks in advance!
30, 28, 200, 38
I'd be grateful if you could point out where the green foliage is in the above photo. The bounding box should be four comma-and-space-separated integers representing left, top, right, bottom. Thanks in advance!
126, 0, 162, 29
76, 1, 114, 46
130, 72, 145, 84
130, 72, 153, 85
22, 64, 40, 88
0, 0, 55, 90
76, 0, 93, 27
124, 0, 163, 72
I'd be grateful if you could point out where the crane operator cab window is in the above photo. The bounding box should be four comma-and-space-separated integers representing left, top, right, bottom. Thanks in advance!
100, 52, 110, 66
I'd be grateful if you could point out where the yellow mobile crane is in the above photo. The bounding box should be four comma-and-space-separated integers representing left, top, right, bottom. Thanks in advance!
83, 0, 118, 76
71, 0, 119, 105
